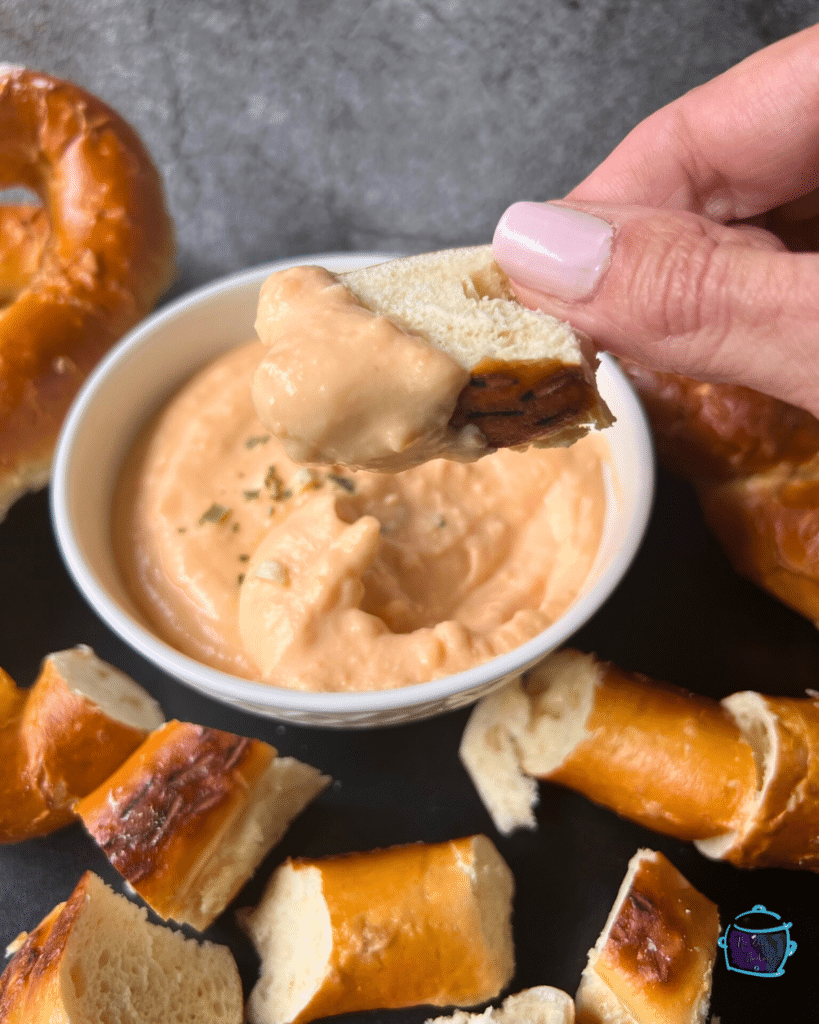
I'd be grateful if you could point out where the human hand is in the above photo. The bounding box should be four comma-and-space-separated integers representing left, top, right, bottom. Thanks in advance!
492, 24, 819, 418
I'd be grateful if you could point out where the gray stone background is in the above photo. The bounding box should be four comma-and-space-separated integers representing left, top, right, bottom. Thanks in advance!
2, 0, 816, 298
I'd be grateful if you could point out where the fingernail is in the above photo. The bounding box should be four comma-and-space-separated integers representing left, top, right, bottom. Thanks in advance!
493, 201, 613, 301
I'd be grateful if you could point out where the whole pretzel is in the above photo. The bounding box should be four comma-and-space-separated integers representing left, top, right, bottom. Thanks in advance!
0, 66, 175, 520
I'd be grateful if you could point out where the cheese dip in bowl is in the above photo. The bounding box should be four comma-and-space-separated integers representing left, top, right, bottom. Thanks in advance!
52, 253, 654, 728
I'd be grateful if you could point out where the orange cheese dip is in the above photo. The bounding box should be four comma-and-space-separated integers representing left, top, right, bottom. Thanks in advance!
114, 340, 609, 692
253, 265, 480, 471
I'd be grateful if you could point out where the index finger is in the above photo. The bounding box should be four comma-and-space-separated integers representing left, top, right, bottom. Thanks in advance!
568, 23, 819, 222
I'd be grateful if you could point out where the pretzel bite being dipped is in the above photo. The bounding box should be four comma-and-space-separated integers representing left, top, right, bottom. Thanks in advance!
242, 834, 515, 1024
0, 645, 164, 843
0, 871, 243, 1024
0, 65, 176, 521
76, 720, 330, 931
461, 649, 819, 871
253, 248, 612, 473
574, 849, 719, 1024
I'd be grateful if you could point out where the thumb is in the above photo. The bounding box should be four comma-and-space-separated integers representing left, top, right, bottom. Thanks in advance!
493, 200, 819, 418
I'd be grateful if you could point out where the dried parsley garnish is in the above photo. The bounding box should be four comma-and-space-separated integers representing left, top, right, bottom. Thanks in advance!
199, 503, 231, 525
327, 473, 355, 493
264, 465, 291, 500
245, 435, 270, 449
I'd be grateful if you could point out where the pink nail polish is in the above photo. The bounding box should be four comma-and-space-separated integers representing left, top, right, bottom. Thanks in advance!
493, 201, 613, 301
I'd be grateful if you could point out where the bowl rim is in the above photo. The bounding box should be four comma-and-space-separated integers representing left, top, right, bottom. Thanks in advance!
51, 252, 655, 717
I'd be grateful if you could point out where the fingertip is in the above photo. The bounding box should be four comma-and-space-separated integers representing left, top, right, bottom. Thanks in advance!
493, 201, 613, 302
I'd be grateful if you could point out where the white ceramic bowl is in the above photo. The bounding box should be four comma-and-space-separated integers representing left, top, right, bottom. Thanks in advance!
52, 252, 654, 728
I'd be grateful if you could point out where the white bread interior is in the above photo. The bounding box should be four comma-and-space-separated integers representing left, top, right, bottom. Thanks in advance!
242, 863, 332, 1024
694, 690, 800, 867
0, 645, 164, 844
1, 871, 243, 1023
459, 680, 540, 835
342, 247, 592, 373
508, 650, 599, 777
694, 692, 770, 862
470, 832, 517, 982
344, 247, 612, 454
425, 986, 575, 1024
44, 645, 164, 731
459, 651, 599, 834
179, 754, 330, 931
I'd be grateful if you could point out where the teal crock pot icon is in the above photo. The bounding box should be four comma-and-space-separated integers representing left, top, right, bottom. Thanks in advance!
718, 905, 797, 977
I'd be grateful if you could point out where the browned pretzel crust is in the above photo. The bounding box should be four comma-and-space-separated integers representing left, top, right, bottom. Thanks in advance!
80, 725, 258, 885
77, 720, 330, 930
575, 849, 719, 1024
452, 357, 604, 448
0, 872, 244, 1024
0, 205, 49, 304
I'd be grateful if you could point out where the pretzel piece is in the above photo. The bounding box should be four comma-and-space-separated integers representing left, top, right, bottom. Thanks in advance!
77, 720, 330, 931
0, 66, 175, 520
575, 849, 719, 1024
0, 645, 163, 842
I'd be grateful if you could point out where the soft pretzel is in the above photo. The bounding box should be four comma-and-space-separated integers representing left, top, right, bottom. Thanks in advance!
620, 362, 819, 623
77, 719, 330, 931
460, 649, 756, 841
0, 645, 164, 843
460, 649, 819, 870
253, 249, 612, 472
0, 65, 176, 521
574, 849, 719, 1024
242, 834, 515, 1024
0, 871, 243, 1024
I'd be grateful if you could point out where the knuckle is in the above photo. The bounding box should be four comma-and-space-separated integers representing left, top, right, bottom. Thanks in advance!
624, 215, 731, 345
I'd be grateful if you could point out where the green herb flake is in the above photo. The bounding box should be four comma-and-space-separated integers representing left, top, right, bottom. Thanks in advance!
245, 435, 270, 449
265, 465, 291, 501
327, 473, 355, 493
199, 503, 231, 526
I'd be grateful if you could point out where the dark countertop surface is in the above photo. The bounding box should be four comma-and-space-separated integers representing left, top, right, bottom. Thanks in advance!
2, 3, 818, 1022
3, 460, 818, 1022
